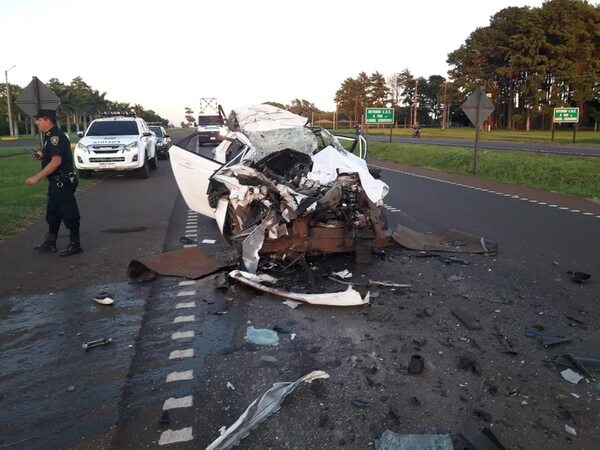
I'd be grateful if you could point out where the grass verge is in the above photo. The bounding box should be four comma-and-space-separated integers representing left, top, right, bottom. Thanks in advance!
367, 142, 600, 199
0, 151, 97, 242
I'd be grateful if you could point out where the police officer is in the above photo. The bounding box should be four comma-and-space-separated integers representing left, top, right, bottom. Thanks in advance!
26, 109, 82, 256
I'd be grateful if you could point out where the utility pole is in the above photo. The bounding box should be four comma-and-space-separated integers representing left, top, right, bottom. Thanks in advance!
441, 82, 448, 130
5, 65, 16, 137
412, 79, 419, 126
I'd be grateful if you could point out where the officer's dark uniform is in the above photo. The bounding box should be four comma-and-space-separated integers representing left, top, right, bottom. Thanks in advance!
34, 116, 82, 256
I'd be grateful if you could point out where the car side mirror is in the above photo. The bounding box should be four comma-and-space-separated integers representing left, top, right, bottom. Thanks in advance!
142, 132, 152, 137
77, 131, 84, 138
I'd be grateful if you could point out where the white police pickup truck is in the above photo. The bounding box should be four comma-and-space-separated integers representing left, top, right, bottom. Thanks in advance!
74, 114, 158, 178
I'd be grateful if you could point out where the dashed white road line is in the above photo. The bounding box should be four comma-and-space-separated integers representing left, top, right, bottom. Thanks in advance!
183, 244, 196, 248
159, 427, 193, 445
371, 164, 599, 220
169, 349, 194, 359
176, 302, 196, 309
176, 290, 196, 297
178, 280, 196, 286
172, 331, 195, 340
166, 370, 194, 382
163, 396, 193, 410
173, 315, 195, 323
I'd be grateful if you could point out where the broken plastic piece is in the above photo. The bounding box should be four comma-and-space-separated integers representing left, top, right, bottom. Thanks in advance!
351, 399, 370, 407
561, 368, 584, 384
245, 327, 279, 346
332, 269, 352, 279
206, 370, 329, 450
564, 424, 577, 436
567, 271, 591, 284
542, 336, 573, 347
524, 330, 537, 338
375, 431, 453, 450
82, 337, 112, 351
552, 354, 600, 374
93, 292, 114, 305
230, 270, 370, 306
226, 382, 235, 390
282, 300, 301, 309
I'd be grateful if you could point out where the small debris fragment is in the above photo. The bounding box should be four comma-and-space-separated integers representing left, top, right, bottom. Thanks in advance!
376, 431, 453, 450
260, 356, 278, 365
564, 424, 577, 436
66, 385, 76, 393
93, 292, 114, 306
245, 327, 279, 346
352, 399, 370, 407
282, 300, 301, 309
226, 382, 235, 390
451, 309, 482, 330
567, 271, 591, 284
561, 368, 584, 385
332, 269, 352, 279
447, 274, 465, 282
524, 329, 537, 338
82, 337, 112, 351
179, 236, 195, 244
408, 354, 424, 374
202, 239, 217, 244
542, 336, 573, 347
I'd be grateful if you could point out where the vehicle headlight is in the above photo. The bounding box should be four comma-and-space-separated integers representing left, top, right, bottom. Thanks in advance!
219, 127, 228, 136
76, 142, 89, 153
124, 142, 138, 152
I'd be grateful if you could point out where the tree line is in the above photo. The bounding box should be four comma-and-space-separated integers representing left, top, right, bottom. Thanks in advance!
332, 0, 599, 130
0, 76, 169, 136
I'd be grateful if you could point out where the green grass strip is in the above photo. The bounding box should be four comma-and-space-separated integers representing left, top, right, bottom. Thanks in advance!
367, 142, 600, 199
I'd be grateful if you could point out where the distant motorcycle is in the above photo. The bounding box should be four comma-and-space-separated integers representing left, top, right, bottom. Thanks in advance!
412, 127, 421, 138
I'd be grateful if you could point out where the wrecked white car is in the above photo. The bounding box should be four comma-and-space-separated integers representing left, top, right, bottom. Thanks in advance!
169, 104, 392, 273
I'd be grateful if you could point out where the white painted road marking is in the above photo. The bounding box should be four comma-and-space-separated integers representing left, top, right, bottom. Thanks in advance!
173, 315, 195, 323
183, 244, 196, 248
176, 290, 196, 297
178, 280, 196, 286
172, 331, 195, 340
166, 370, 194, 382
159, 427, 193, 445
176, 302, 196, 309
163, 395, 193, 410
169, 349, 194, 359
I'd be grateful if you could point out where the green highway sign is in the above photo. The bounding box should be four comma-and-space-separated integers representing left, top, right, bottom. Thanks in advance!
553, 107, 579, 123
365, 108, 394, 124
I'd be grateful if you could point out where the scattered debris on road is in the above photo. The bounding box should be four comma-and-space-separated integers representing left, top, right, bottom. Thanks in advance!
375, 431, 453, 450
93, 291, 114, 306
82, 337, 112, 351
567, 270, 591, 284
206, 370, 329, 450
245, 326, 279, 346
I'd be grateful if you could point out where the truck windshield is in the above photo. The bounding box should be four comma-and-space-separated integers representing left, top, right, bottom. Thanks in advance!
149, 127, 163, 137
87, 121, 139, 136
198, 116, 222, 126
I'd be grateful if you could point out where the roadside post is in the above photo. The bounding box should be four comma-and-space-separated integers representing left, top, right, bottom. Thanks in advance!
365, 107, 394, 143
15, 76, 60, 146
552, 107, 579, 144
461, 87, 494, 176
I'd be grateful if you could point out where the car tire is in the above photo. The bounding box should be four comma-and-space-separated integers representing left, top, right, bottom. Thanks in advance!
77, 169, 92, 179
137, 155, 150, 179
149, 154, 158, 170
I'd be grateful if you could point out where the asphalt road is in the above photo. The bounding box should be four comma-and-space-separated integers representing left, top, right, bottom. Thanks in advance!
1, 139, 599, 449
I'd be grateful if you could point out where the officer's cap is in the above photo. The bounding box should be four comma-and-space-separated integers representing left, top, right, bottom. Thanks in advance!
33, 109, 57, 121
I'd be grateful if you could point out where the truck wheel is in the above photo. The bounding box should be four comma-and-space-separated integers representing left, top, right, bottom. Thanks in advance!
137, 156, 150, 179
149, 154, 158, 170
77, 169, 91, 179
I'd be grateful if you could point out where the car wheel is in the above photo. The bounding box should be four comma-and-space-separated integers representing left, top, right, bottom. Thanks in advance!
137, 155, 150, 179
77, 169, 92, 179
149, 154, 158, 170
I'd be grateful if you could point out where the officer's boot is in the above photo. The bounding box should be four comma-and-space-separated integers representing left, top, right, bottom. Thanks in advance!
59, 234, 83, 257
34, 233, 58, 253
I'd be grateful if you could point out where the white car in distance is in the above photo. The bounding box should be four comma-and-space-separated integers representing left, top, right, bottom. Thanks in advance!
74, 114, 158, 178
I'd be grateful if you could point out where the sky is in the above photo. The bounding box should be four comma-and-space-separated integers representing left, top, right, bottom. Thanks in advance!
1, 0, 546, 125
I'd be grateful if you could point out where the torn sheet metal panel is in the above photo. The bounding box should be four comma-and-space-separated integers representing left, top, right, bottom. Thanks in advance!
229, 270, 370, 306
392, 224, 497, 254
128, 248, 229, 280
169, 145, 221, 218
231, 104, 309, 132
206, 370, 329, 450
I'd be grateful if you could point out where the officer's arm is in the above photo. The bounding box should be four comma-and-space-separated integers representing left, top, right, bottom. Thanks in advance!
25, 156, 62, 185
